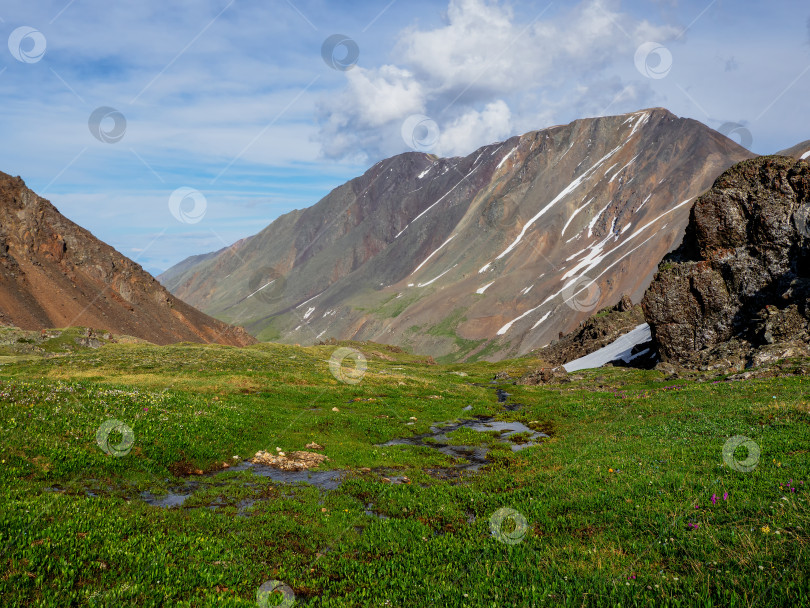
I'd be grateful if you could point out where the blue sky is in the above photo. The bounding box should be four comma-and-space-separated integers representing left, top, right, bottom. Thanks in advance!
0, 0, 807, 275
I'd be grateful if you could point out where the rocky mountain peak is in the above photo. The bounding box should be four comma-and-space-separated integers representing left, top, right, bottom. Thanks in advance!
160, 108, 754, 362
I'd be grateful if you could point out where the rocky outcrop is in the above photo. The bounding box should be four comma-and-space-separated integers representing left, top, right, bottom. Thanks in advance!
642, 156, 810, 369
0, 172, 255, 346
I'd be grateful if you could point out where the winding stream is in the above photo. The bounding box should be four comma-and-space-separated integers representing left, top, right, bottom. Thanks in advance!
141, 383, 547, 508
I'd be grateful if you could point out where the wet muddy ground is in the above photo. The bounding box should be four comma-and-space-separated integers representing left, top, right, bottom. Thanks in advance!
140, 384, 547, 510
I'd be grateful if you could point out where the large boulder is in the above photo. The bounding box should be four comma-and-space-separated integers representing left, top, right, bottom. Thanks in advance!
642, 156, 810, 369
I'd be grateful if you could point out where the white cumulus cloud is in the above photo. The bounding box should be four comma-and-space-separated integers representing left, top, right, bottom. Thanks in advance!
436, 100, 513, 157
317, 0, 681, 163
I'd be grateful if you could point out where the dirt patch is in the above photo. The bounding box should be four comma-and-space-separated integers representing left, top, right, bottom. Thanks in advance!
168, 457, 205, 477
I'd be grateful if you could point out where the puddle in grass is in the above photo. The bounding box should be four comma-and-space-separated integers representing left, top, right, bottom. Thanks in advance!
376, 417, 548, 470
142, 491, 192, 508
236, 499, 256, 516
229, 462, 344, 489
140, 463, 343, 510
364, 503, 389, 519
376, 385, 548, 469
141, 384, 546, 510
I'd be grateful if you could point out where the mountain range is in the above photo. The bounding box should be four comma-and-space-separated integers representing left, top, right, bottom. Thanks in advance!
4, 108, 804, 360
160, 108, 755, 362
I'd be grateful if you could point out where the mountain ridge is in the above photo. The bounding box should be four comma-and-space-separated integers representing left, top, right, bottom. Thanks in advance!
0, 172, 255, 346
777, 140, 810, 160
160, 108, 755, 361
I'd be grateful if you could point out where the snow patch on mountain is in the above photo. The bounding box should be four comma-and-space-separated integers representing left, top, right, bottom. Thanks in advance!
563, 324, 651, 372
627, 111, 650, 138
561, 197, 594, 237
587, 201, 612, 237
396, 167, 480, 238
497, 303, 544, 335
494, 140, 629, 261
417, 265, 456, 287
295, 292, 323, 309
410, 235, 456, 276
497, 146, 518, 170
637, 193, 652, 212
530, 310, 552, 330
476, 281, 495, 294
608, 154, 640, 183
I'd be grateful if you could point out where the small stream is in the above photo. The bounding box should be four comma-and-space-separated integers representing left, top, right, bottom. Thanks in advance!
376, 417, 548, 472
375, 384, 548, 470
141, 383, 547, 509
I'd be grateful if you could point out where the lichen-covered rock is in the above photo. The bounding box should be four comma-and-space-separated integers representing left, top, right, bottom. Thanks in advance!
642, 156, 810, 368
252, 450, 329, 471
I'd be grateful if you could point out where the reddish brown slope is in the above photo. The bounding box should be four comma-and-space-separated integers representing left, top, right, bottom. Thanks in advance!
0, 172, 255, 346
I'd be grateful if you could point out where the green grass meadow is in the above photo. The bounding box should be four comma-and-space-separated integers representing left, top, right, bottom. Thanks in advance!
0, 336, 808, 606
